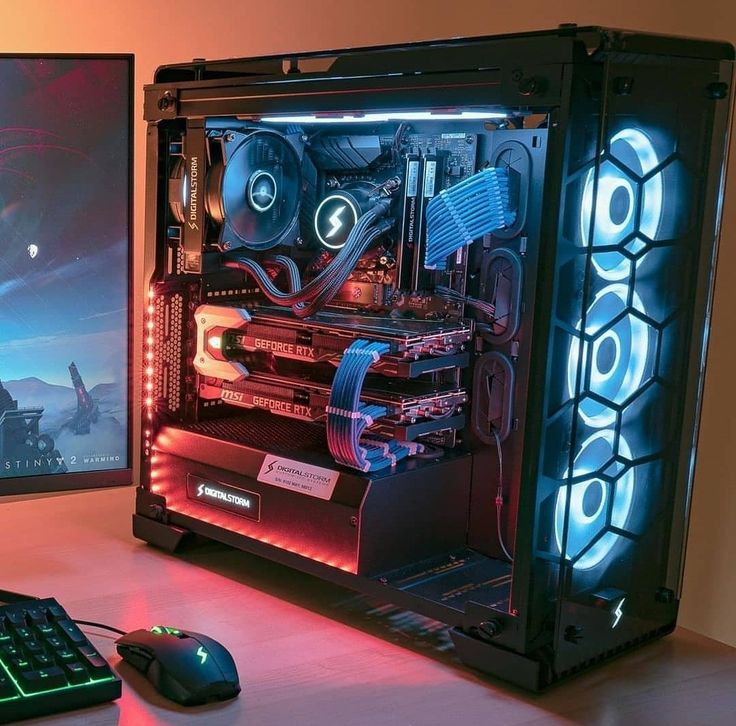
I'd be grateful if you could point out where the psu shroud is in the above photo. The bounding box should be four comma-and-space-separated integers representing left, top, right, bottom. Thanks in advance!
135, 26, 734, 690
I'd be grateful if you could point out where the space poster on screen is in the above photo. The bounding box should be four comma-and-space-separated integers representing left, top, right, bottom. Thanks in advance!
0, 58, 129, 482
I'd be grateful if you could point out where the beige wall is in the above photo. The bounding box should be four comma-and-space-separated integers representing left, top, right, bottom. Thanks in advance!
1, 1, 734, 645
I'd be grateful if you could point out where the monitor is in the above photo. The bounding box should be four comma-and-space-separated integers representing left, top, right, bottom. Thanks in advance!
0, 54, 132, 496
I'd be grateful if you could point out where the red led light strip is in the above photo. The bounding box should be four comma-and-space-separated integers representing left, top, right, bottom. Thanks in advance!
143, 288, 155, 461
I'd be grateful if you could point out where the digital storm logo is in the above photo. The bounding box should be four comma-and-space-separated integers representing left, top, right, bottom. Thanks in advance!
264, 459, 277, 475
188, 475, 260, 520
326, 204, 347, 239
314, 192, 359, 250
188, 156, 199, 230
196, 481, 252, 510
612, 598, 625, 629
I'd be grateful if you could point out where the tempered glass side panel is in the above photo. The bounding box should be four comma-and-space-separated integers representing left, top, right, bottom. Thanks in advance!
531, 55, 733, 670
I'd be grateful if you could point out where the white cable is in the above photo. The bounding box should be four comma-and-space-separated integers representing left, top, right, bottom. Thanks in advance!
490, 425, 513, 562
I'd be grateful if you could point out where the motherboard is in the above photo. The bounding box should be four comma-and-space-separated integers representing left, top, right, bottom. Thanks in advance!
151, 115, 537, 473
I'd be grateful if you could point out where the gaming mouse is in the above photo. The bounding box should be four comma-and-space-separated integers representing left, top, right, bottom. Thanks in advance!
115, 626, 241, 706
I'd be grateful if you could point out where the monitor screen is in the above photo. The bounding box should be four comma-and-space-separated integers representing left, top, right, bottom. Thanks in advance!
0, 55, 132, 495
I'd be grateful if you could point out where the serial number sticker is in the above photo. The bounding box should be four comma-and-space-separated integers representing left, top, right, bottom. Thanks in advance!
406, 159, 420, 197
423, 160, 437, 198
257, 456, 339, 500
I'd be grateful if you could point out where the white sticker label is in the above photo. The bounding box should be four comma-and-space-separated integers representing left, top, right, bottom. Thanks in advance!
423, 160, 437, 198
406, 159, 419, 197
257, 456, 339, 500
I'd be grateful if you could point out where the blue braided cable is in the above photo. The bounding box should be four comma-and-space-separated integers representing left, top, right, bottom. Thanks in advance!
326, 338, 425, 473
327, 341, 361, 466
337, 341, 369, 465
327, 339, 398, 471
424, 167, 515, 268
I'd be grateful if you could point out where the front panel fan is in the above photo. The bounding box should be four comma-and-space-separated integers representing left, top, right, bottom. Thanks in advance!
206, 130, 302, 251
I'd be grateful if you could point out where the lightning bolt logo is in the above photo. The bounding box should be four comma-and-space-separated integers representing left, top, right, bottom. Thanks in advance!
196, 646, 208, 665
265, 459, 276, 475
325, 204, 347, 239
612, 598, 625, 629
197, 483, 205, 497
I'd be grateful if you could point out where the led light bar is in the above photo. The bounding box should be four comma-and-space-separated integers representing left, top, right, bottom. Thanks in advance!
259, 110, 509, 123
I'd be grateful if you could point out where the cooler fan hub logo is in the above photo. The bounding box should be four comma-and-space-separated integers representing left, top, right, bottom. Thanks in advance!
314, 193, 359, 249
326, 205, 347, 239
247, 170, 277, 213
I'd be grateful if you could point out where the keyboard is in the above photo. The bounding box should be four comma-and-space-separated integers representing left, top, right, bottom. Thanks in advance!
0, 597, 121, 724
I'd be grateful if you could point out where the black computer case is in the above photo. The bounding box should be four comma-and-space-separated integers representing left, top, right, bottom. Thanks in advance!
134, 26, 734, 689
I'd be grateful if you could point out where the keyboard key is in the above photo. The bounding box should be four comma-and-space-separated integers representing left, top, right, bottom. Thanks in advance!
62, 662, 89, 684
35, 624, 56, 639
24, 640, 45, 655
44, 604, 66, 622
9, 657, 33, 673
55, 649, 77, 663
24, 608, 47, 626
13, 627, 33, 641
5, 611, 25, 627
45, 636, 66, 651
33, 653, 55, 668
16, 666, 67, 693
0, 634, 13, 646
57, 620, 86, 645
78, 646, 111, 678
0, 644, 23, 659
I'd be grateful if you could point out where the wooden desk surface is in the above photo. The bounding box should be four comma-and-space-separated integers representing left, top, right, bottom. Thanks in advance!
2, 486, 736, 725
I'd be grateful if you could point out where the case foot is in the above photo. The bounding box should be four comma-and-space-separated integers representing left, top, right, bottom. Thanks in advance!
132, 513, 192, 553
450, 627, 549, 691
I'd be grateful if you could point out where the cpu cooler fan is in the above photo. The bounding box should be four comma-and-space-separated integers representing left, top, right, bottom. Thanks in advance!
205, 130, 302, 251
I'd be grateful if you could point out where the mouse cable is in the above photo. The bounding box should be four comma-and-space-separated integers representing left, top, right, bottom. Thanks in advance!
73, 619, 127, 636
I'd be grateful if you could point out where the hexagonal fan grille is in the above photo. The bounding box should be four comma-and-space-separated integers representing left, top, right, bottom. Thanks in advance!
556, 126, 671, 570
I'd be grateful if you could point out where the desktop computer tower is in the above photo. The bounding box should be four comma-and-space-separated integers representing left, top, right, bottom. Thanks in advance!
134, 26, 734, 689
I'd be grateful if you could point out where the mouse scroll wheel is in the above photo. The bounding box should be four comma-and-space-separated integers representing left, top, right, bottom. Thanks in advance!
150, 626, 187, 638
